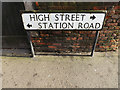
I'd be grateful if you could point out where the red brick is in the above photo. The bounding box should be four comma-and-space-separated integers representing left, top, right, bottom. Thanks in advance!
110, 39, 116, 42
104, 37, 108, 40
36, 40, 40, 43
99, 46, 104, 48
105, 46, 109, 49
32, 40, 35, 43
116, 39, 119, 42
92, 31, 96, 34
73, 43, 79, 46
39, 43, 46, 45
54, 31, 62, 34
64, 31, 70, 33
93, 6, 99, 10
35, 2, 39, 7
112, 48, 117, 51
100, 34, 105, 37
111, 45, 116, 48
109, 10, 116, 15
114, 6, 120, 10
53, 43, 61, 46
71, 37, 77, 40
78, 34, 81, 37
115, 10, 120, 14
46, 34, 49, 36
46, 43, 51, 45
48, 46, 56, 48
39, 38, 42, 40
106, 23, 118, 26
109, 26, 115, 30
75, 46, 80, 48
113, 19, 116, 23
66, 37, 71, 40
100, 49, 106, 52
40, 34, 49, 37
88, 34, 95, 37
79, 31, 83, 34
78, 37, 83, 40
105, 16, 111, 19
68, 31, 72, 33
96, 43, 100, 46
115, 26, 120, 29
72, 46, 80, 48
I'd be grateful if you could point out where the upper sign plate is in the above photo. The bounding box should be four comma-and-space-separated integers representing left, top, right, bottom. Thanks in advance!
21, 12, 106, 30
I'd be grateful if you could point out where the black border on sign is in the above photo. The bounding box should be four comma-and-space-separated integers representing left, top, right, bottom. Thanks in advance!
20, 10, 107, 31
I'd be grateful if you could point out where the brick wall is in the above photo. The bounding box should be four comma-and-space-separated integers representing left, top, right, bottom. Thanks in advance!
93, 4, 120, 51
31, 2, 119, 53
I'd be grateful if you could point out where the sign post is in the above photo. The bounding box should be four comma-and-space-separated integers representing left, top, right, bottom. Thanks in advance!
91, 31, 99, 56
21, 11, 106, 57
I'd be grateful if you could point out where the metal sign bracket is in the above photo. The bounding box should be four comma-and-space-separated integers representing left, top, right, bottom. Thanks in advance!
26, 30, 100, 57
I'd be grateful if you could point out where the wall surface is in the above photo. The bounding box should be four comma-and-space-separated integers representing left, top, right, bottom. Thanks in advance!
2, 2, 30, 49
2, 2, 119, 55
31, 2, 119, 53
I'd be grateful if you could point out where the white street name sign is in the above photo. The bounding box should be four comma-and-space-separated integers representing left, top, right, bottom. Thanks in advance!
21, 12, 106, 30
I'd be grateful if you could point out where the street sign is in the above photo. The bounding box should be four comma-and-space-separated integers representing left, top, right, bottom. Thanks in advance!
21, 11, 106, 57
21, 12, 106, 30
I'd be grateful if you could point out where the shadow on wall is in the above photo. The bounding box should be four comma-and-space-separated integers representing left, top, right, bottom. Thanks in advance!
2, 2, 31, 57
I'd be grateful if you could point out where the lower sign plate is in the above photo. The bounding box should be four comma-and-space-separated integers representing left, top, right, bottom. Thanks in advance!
21, 11, 106, 30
